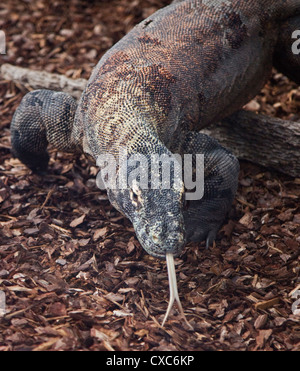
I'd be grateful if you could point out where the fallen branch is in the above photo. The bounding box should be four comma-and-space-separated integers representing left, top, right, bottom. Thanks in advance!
1, 63, 299, 177
1, 63, 86, 99
202, 110, 300, 178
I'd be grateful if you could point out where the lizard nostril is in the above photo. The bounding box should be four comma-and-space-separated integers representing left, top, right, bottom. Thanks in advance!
152, 234, 159, 243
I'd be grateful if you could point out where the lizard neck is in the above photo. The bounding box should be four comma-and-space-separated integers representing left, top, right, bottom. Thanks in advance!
86, 107, 169, 160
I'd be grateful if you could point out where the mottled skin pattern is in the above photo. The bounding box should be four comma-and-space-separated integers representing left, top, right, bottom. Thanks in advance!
11, 0, 300, 259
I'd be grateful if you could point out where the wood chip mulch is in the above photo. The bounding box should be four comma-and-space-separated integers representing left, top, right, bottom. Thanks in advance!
0, 0, 299, 351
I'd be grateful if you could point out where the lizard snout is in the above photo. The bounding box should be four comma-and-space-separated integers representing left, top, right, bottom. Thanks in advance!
146, 221, 186, 258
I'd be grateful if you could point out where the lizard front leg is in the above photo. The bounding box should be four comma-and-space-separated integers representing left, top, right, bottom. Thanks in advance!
10, 89, 82, 173
170, 132, 240, 248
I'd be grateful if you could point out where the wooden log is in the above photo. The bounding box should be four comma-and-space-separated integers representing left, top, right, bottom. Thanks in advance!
1, 63, 299, 177
0, 63, 86, 99
202, 110, 300, 178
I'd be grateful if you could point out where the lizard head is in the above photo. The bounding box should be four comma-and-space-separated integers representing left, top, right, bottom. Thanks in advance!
108, 182, 186, 259
97, 146, 186, 259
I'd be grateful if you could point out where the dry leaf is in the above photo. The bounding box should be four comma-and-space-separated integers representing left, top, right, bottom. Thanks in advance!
70, 214, 86, 228
93, 226, 109, 241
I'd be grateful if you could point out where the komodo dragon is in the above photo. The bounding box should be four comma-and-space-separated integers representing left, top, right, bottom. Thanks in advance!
10, 0, 300, 326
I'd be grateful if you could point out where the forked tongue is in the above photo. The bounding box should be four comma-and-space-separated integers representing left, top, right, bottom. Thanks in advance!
162, 252, 193, 329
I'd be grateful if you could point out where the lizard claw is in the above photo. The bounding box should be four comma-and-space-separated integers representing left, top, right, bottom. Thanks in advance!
205, 230, 217, 249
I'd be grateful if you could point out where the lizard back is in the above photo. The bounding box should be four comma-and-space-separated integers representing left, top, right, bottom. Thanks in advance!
75, 0, 300, 158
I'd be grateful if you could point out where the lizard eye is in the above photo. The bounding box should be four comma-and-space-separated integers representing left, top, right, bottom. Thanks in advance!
131, 190, 138, 202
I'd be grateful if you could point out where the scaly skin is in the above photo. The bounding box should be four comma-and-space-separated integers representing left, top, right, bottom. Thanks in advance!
11, 0, 300, 259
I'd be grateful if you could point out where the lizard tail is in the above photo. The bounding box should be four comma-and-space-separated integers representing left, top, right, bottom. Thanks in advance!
10, 89, 79, 173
